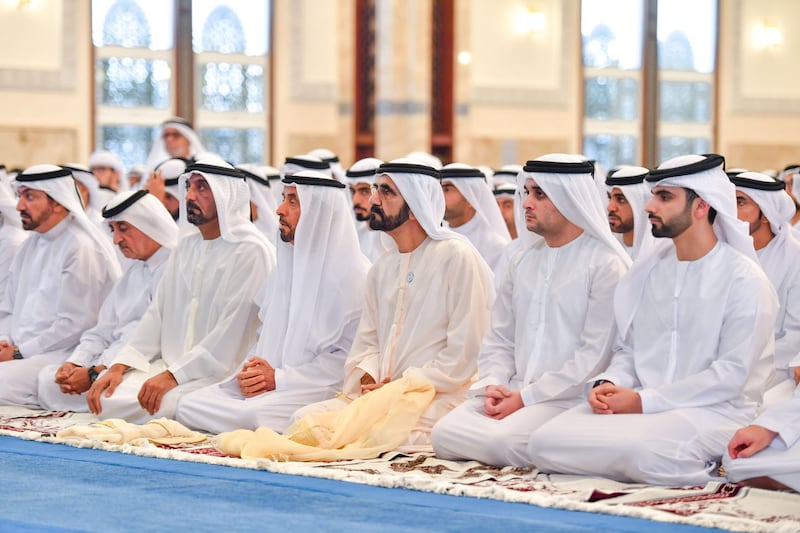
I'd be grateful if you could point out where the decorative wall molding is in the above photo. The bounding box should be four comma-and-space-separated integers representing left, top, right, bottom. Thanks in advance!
0, 0, 77, 91
375, 100, 428, 116
0, 126, 77, 167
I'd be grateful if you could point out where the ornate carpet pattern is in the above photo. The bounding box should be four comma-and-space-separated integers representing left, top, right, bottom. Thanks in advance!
1, 406, 798, 532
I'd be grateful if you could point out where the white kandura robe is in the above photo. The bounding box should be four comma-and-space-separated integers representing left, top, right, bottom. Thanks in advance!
0, 216, 117, 406
0, 221, 26, 305
723, 377, 800, 491
175, 311, 359, 434
449, 213, 509, 272
757, 235, 800, 401
432, 233, 629, 466
356, 222, 389, 263
96, 235, 272, 423
37, 246, 171, 411
293, 237, 492, 446
529, 242, 778, 486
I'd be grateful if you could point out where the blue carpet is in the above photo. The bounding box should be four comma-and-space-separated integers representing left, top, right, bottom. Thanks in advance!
0, 436, 725, 532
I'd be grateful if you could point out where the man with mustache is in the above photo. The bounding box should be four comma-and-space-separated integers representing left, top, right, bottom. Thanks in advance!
605, 166, 656, 259
293, 159, 494, 447
0, 165, 120, 406
86, 159, 276, 422
432, 154, 630, 466
346, 157, 389, 262
176, 170, 369, 433
37, 190, 177, 411
440, 163, 510, 272
144, 117, 206, 171
728, 171, 800, 402
529, 154, 777, 486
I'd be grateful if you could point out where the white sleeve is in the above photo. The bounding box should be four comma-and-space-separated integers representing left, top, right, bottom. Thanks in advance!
471, 255, 516, 394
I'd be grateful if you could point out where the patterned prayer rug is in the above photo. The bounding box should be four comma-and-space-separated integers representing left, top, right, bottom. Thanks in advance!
1, 406, 797, 533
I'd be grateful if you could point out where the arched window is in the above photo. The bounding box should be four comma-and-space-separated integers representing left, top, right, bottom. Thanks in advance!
581, 0, 643, 170
193, 0, 270, 164
657, 0, 716, 163
92, 0, 271, 169
93, 0, 174, 171
101, 0, 151, 48
199, 6, 246, 53
582, 0, 717, 169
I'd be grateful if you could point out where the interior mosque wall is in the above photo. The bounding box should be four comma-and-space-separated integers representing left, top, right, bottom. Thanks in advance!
0, 0, 798, 170
373, 0, 434, 161
272, 0, 355, 162
717, 0, 800, 170
453, 0, 581, 166
0, 0, 88, 167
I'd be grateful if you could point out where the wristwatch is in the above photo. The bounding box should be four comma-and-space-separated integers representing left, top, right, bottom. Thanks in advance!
87, 366, 100, 384
592, 379, 612, 388
12, 346, 22, 360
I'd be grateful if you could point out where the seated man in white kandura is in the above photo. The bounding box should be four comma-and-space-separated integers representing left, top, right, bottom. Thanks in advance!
730, 171, 800, 405
292, 159, 494, 448
175, 170, 370, 433
431, 154, 630, 466
528, 154, 777, 486
0, 165, 120, 407
37, 190, 177, 411
86, 159, 275, 423
724, 358, 800, 492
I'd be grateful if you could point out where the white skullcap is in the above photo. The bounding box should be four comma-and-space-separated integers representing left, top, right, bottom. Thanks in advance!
89, 150, 125, 175
280, 155, 332, 180
129, 164, 147, 176
346, 157, 384, 185
102, 190, 179, 249
62, 163, 102, 213
493, 183, 517, 198
141, 157, 191, 200
307, 148, 345, 182
406, 151, 443, 170
492, 164, 523, 188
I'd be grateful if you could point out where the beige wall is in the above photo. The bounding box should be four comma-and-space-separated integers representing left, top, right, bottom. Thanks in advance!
717, 0, 800, 171
271, 0, 355, 166
0, 0, 90, 168
0, 0, 799, 172
454, 0, 581, 167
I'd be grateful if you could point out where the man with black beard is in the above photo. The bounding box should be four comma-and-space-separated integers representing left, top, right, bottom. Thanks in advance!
293, 159, 494, 448
86, 158, 276, 423
174, 170, 369, 434
529, 154, 777, 486
346, 157, 388, 262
